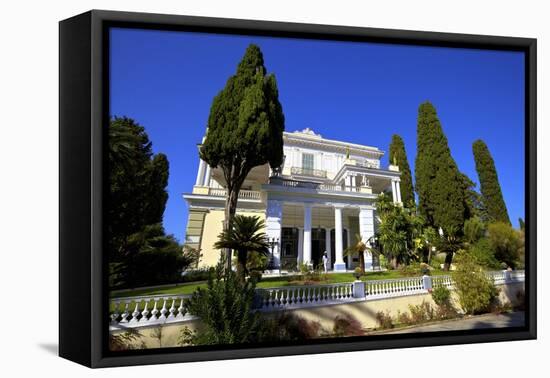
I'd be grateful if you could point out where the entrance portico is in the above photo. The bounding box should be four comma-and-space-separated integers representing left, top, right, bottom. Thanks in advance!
266, 199, 377, 271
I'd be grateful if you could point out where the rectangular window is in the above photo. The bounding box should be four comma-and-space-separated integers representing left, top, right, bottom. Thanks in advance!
302, 153, 314, 173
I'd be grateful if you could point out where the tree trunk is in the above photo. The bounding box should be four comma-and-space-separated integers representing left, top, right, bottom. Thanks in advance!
391, 256, 398, 270
223, 188, 240, 272
443, 251, 454, 271
359, 252, 365, 274
236, 249, 248, 283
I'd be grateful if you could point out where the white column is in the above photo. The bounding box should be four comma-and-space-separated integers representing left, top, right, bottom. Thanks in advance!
266, 200, 282, 268
297, 227, 304, 266
203, 165, 212, 187
195, 159, 206, 186
395, 180, 402, 203
325, 227, 332, 270
391, 180, 398, 203
303, 204, 312, 268
359, 207, 375, 271
333, 206, 346, 271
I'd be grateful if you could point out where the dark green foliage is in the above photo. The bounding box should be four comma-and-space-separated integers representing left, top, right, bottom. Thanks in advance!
434, 225, 465, 270
472, 140, 511, 224
200, 44, 285, 269
389, 134, 415, 207
214, 215, 270, 281
111, 224, 198, 288
468, 238, 500, 269
518, 217, 525, 231
461, 172, 487, 221
463, 216, 486, 245
453, 252, 499, 314
487, 222, 522, 268
415, 102, 466, 234
108, 117, 171, 262
374, 194, 425, 268
179, 260, 262, 345
431, 286, 451, 307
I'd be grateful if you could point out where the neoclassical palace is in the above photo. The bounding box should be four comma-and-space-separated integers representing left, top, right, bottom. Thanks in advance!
183, 128, 402, 271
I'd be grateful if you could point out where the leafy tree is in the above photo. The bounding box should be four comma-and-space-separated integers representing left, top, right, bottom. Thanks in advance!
468, 238, 500, 269
111, 224, 197, 288
472, 139, 511, 224
415, 102, 466, 234
461, 172, 487, 221
389, 134, 415, 207
463, 216, 486, 245
434, 225, 465, 271
487, 222, 522, 268
375, 194, 423, 268
518, 217, 525, 231
200, 44, 285, 270
179, 259, 261, 345
108, 117, 171, 262
214, 215, 270, 282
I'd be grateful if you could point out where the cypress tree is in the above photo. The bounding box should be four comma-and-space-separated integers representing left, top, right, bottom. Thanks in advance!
415, 102, 466, 234
389, 134, 415, 207
472, 139, 511, 225
200, 44, 285, 270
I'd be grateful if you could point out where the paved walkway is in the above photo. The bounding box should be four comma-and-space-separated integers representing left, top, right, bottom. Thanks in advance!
378, 311, 525, 334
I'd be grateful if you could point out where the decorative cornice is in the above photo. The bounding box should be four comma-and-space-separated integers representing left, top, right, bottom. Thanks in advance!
283, 130, 384, 158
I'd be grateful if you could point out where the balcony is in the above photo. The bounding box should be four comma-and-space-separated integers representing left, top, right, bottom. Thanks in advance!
191, 186, 261, 200
268, 177, 373, 195
290, 166, 327, 178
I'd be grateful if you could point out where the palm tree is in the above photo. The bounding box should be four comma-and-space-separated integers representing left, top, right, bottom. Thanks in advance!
214, 215, 270, 281
344, 234, 367, 274
435, 225, 464, 271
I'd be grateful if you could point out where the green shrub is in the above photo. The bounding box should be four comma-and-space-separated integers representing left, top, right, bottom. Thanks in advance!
453, 252, 500, 314
468, 238, 500, 269
408, 302, 435, 323
487, 222, 522, 268
464, 217, 486, 244
332, 314, 364, 337
375, 311, 394, 329
398, 262, 429, 276
258, 313, 324, 342
431, 286, 451, 307
179, 260, 261, 346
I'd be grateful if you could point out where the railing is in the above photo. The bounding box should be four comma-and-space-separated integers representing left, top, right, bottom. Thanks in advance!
271, 177, 368, 194
291, 167, 327, 178
208, 188, 261, 200
364, 276, 424, 299
109, 270, 525, 327
256, 283, 354, 310
110, 294, 193, 328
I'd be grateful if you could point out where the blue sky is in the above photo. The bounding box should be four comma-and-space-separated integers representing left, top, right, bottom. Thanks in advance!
110, 28, 525, 242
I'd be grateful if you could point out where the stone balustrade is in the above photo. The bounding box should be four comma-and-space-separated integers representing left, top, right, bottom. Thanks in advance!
256, 283, 355, 310
364, 276, 425, 299
208, 188, 261, 200
109, 270, 525, 329
110, 294, 194, 329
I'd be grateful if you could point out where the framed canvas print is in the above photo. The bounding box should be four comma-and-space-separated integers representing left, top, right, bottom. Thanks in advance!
59, 10, 536, 368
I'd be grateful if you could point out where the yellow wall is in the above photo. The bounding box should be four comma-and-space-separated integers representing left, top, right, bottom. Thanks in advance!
110, 282, 524, 349
198, 209, 266, 268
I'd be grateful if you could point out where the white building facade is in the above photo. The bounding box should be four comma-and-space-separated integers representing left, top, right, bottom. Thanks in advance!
184, 128, 402, 271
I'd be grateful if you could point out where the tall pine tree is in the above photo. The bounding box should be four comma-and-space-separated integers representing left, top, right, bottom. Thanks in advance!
389, 134, 415, 207
472, 139, 511, 225
200, 44, 285, 270
415, 102, 466, 234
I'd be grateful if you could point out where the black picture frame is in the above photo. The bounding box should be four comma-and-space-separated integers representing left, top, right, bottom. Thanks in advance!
59, 9, 537, 368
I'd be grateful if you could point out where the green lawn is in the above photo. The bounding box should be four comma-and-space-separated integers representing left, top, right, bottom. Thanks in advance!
110, 270, 449, 300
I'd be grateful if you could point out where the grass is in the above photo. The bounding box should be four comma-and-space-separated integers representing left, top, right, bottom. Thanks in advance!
110, 270, 449, 300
